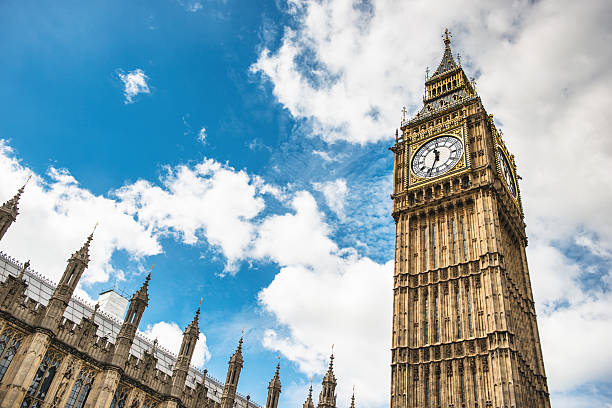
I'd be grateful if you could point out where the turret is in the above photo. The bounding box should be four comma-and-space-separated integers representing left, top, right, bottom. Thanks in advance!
220, 333, 244, 408
111, 270, 151, 367
302, 381, 315, 408
168, 302, 201, 398
0, 178, 28, 241
265, 357, 281, 408
317, 353, 337, 408
39, 229, 94, 333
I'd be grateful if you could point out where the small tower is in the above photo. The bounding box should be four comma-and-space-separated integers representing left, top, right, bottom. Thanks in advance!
0, 180, 28, 241
111, 270, 151, 367
220, 333, 244, 408
302, 380, 315, 408
317, 353, 337, 408
265, 357, 281, 408
169, 303, 201, 398
40, 230, 94, 333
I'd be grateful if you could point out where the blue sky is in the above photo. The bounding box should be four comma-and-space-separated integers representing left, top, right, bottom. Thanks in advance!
1, 0, 612, 407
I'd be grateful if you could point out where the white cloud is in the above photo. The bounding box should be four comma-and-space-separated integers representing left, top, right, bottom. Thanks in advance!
313, 179, 348, 220
252, 0, 612, 404
312, 150, 336, 162
0, 141, 161, 286
143, 321, 211, 368
118, 69, 151, 104
115, 159, 265, 273
198, 127, 207, 143
255, 190, 392, 407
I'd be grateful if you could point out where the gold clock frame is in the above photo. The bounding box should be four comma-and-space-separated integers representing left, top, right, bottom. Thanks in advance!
491, 123, 524, 214
407, 123, 470, 189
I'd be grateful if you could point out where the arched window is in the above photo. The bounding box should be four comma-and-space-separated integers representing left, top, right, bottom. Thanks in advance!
65, 367, 96, 408
0, 328, 23, 381
21, 350, 63, 408
143, 398, 157, 408
110, 385, 129, 408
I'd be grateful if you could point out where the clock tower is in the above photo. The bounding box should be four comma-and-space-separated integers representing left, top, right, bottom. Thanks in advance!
389, 30, 550, 407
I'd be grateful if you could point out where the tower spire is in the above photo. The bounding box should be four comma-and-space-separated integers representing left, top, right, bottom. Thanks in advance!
0, 176, 31, 241
221, 332, 245, 408
169, 300, 202, 398
303, 378, 315, 408
111, 269, 152, 367
317, 350, 337, 408
39, 230, 96, 333
265, 356, 282, 408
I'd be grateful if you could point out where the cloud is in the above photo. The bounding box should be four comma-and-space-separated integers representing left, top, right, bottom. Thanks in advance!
198, 127, 207, 143
254, 190, 392, 407
312, 179, 348, 220
115, 159, 266, 273
0, 141, 161, 286
118, 69, 151, 104
143, 321, 211, 368
252, 0, 612, 404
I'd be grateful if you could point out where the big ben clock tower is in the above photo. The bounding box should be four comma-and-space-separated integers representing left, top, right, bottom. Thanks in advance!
389, 30, 550, 408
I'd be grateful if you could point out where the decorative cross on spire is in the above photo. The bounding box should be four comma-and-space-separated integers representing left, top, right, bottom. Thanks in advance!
425, 66, 429, 79
443, 28, 452, 46
401, 106, 407, 123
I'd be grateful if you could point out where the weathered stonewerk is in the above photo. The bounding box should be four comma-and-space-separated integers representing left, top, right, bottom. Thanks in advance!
389, 30, 550, 408
0, 178, 352, 408
0, 186, 287, 408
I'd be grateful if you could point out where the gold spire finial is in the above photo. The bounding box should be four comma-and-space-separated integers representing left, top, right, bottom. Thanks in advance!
443, 28, 452, 47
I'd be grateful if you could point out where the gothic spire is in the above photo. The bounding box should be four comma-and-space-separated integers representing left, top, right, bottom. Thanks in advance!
265, 357, 282, 408
429, 28, 459, 79
303, 380, 315, 408
0, 177, 30, 241
186, 298, 202, 334
230, 330, 244, 364
132, 265, 152, 305
349, 387, 355, 408
70, 224, 96, 265
1, 176, 29, 216
268, 356, 281, 390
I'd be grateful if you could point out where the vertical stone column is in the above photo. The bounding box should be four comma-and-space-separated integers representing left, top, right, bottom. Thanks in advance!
45, 355, 80, 408
83, 368, 121, 408
0, 330, 51, 408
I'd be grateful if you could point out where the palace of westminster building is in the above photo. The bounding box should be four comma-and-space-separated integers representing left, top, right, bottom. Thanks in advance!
0, 30, 549, 408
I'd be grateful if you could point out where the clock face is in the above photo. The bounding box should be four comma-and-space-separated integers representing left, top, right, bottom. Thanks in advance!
497, 148, 517, 198
411, 135, 464, 179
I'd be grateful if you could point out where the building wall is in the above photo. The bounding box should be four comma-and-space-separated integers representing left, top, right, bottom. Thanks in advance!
0, 252, 260, 408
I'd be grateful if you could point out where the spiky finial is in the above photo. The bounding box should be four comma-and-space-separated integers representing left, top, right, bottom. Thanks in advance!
1, 176, 30, 216
350, 386, 355, 408
443, 28, 452, 47
132, 264, 153, 303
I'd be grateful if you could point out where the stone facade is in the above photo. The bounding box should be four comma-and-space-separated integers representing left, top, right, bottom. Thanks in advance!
0, 186, 286, 408
389, 30, 550, 407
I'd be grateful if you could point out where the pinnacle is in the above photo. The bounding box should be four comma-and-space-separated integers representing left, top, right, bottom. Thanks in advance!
70, 226, 96, 264
1, 178, 29, 216
132, 268, 152, 303
429, 28, 459, 80
187, 302, 201, 333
